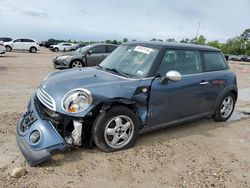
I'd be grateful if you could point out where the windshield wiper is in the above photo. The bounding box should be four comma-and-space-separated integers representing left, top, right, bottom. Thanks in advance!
104, 67, 129, 78
96, 64, 103, 69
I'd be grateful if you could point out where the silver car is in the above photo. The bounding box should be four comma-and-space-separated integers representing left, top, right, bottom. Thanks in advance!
53, 43, 117, 69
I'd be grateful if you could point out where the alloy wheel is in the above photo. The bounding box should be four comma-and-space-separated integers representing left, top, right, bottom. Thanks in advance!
104, 115, 134, 149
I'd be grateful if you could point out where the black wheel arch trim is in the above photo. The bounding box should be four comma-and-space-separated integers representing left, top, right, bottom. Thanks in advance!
214, 84, 238, 110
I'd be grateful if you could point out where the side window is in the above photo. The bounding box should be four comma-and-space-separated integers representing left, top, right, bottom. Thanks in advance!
158, 50, 202, 76
21, 39, 34, 42
106, 45, 117, 53
14, 39, 21, 42
204, 52, 228, 71
91, 46, 105, 53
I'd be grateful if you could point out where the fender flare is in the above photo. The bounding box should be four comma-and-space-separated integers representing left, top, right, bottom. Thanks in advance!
214, 84, 238, 110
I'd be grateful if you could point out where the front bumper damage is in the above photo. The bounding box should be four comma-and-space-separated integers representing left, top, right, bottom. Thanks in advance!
16, 95, 67, 166
53, 58, 70, 69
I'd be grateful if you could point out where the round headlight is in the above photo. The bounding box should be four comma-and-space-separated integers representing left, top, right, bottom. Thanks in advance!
62, 89, 93, 113
29, 130, 40, 144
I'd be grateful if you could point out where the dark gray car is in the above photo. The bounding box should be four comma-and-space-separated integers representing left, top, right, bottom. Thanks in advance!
53, 43, 117, 69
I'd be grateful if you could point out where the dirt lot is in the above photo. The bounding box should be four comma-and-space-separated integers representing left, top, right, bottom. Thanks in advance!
0, 48, 250, 188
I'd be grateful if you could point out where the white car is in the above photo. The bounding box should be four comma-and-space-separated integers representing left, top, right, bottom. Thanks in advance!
4, 38, 40, 53
49, 43, 76, 52
0, 41, 6, 54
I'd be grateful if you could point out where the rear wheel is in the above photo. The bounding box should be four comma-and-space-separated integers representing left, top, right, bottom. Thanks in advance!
54, 47, 59, 52
70, 60, 84, 68
93, 106, 140, 152
213, 92, 236, 122
30, 47, 37, 53
5, 45, 12, 52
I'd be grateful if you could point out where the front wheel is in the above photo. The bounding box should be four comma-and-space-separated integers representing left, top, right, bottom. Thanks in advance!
213, 92, 236, 122
93, 106, 140, 152
54, 47, 59, 52
70, 60, 84, 68
5, 45, 12, 52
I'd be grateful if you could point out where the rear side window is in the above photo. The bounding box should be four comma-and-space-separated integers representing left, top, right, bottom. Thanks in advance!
204, 52, 228, 71
106, 45, 117, 53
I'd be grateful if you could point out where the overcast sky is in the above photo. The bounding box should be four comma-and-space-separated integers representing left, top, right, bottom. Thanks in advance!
0, 0, 249, 42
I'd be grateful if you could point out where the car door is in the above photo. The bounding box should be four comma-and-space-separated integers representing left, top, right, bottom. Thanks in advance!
147, 49, 212, 127
21, 39, 32, 50
12, 39, 22, 50
86, 45, 106, 66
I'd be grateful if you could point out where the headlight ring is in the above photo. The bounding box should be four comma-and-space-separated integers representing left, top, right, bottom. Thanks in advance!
61, 88, 93, 113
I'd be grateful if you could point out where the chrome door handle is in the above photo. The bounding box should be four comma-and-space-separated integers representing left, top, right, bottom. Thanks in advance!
199, 81, 209, 85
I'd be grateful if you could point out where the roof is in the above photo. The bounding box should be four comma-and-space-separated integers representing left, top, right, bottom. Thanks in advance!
126, 41, 220, 52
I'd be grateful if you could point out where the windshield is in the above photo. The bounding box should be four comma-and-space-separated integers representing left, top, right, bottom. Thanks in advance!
99, 45, 159, 78
76, 45, 93, 52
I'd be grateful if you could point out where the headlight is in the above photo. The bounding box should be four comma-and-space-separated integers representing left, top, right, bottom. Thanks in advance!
58, 55, 71, 60
62, 88, 93, 113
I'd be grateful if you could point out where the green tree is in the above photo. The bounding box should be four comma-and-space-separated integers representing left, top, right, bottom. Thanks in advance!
207, 41, 221, 49
123, 38, 129, 43
179, 38, 189, 43
241, 28, 250, 41
190, 35, 206, 45
166, 38, 176, 42
105, 40, 111, 44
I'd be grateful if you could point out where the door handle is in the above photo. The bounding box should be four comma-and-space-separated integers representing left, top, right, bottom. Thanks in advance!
199, 81, 209, 85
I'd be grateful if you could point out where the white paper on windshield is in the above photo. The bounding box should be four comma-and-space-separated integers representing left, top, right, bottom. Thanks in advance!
134, 46, 154, 54
137, 70, 144, 75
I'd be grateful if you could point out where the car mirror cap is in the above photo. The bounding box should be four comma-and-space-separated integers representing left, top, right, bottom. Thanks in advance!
165, 70, 182, 81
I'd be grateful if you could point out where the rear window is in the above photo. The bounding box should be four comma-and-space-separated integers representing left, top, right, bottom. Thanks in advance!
204, 52, 228, 71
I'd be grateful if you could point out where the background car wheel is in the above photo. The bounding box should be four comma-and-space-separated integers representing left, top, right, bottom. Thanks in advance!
93, 106, 140, 152
54, 48, 59, 52
30, 47, 37, 53
213, 92, 236, 122
5, 46, 12, 52
70, 60, 84, 68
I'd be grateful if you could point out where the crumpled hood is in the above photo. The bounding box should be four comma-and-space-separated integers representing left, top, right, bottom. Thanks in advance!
40, 67, 141, 115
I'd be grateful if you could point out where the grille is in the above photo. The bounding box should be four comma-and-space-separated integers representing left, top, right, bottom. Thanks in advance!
36, 88, 56, 111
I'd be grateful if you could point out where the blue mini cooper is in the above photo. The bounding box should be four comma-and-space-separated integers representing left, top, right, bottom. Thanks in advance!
16, 42, 237, 165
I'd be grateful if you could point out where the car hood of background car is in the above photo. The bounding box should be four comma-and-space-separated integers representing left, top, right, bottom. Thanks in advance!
40, 67, 141, 116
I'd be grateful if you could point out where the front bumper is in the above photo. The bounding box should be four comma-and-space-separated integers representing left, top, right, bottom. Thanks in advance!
53, 58, 70, 69
16, 95, 66, 166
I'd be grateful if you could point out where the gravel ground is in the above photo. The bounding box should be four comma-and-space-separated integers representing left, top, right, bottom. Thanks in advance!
0, 48, 250, 188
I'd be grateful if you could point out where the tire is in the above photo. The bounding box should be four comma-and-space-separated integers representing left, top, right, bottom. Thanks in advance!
213, 92, 236, 122
93, 106, 140, 152
30, 47, 37, 53
54, 47, 59, 52
70, 60, 84, 68
5, 45, 12, 52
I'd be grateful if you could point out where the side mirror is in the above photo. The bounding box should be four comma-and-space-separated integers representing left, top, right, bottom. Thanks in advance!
166, 70, 182, 81
160, 70, 182, 84
87, 50, 93, 55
